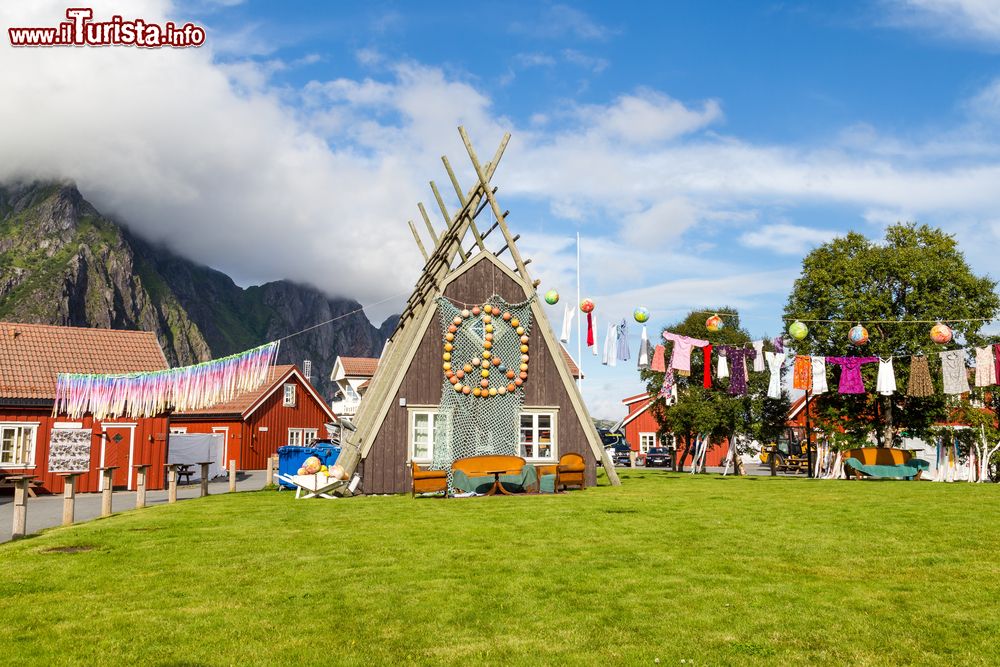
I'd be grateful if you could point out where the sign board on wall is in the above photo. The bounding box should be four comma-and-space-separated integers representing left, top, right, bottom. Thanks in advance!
47, 428, 92, 473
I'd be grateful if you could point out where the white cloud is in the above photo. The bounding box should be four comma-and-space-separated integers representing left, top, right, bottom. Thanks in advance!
509, 5, 616, 41
883, 0, 1000, 45
740, 224, 838, 255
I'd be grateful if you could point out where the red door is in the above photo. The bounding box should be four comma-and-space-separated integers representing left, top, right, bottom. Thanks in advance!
102, 426, 132, 488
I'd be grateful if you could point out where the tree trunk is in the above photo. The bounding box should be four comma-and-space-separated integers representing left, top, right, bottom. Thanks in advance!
677, 432, 692, 472
880, 397, 894, 448
732, 432, 746, 476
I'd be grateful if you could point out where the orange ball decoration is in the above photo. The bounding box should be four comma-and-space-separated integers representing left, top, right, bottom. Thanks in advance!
463, 364, 473, 373
502, 312, 511, 321
445, 333, 454, 342
514, 378, 523, 387
492, 357, 501, 366
507, 383, 516, 392
520, 345, 529, 353
473, 387, 482, 397
449, 376, 459, 385
519, 371, 528, 380
456, 370, 465, 379
472, 306, 480, 316
448, 325, 457, 334
483, 341, 492, 349
480, 379, 489, 388
506, 370, 516, 379
453, 316, 462, 326
462, 386, 471, 395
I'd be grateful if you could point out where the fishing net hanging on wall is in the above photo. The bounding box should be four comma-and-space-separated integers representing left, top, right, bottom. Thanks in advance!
431, 294, 535, 479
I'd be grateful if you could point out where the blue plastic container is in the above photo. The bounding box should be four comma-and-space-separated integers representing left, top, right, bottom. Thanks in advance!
276, 443, 342, 489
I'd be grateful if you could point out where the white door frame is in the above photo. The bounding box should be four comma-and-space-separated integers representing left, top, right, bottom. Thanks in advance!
99, 423, 137, 491
212, 427, 229, 467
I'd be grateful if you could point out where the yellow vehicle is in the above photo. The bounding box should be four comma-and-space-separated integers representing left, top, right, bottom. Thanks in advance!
759, 434, 813, 473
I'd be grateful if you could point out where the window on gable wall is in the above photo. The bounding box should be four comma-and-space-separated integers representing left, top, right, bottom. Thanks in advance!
283, 383, 296, 407
519, 412, 556, 461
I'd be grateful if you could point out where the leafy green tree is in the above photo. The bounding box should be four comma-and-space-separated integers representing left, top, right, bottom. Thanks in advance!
642, 308, 790, 473
784, 223, 999, 448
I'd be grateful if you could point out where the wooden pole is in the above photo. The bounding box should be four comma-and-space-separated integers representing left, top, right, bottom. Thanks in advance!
198, 462, 212, 497
99, 467, 117, 517
57, 473, 80, 526
165, 464, 178, 503
134, 464, 151, 509
407, 220, 429, 262
265, 455, 276, 487
11, 476, 34, 540
228, 460, 237, 492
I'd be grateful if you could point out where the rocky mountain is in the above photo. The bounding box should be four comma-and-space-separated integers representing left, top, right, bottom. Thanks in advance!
0, 181, 396, 400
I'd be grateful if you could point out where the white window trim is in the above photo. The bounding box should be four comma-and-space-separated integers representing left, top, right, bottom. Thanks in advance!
408, 409, 443, 464
303, 428, 318, 445
283, 383, 297, 407
287, 428, 304, 447
639, 432, 658, 453
0, 422, 39, 469
169, 426, 188, 434
519, 410, 558, 463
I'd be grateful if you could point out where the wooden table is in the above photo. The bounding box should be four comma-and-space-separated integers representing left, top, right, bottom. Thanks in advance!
0, 473, 41, 498
483, 469, 515, 496
174, 464, 194, 485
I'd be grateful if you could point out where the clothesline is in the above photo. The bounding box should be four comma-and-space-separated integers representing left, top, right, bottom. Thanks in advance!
685, 310, 999, 325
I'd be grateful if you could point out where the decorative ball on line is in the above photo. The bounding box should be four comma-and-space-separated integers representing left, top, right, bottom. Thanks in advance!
930, 322, 953, 344
848, 324, 869, 346
544, 290, 560, 305
633, 307, 650, 324
788, 320, 809, 341
705, 314, 724, 332
580, 298, 595, 313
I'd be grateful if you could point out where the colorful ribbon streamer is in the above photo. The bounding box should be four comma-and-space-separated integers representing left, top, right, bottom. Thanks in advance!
54, 342, 280, 420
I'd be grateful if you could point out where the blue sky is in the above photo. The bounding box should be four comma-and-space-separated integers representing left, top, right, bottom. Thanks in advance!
3, 0, 1000, 418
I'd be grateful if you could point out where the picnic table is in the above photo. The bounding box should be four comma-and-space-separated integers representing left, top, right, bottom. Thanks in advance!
0, 473, 42, 498
174, 464, 194, 485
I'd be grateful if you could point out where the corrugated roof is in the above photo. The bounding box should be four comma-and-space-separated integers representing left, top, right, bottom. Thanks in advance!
173, 365, 296, 416
0, 321, 168, 400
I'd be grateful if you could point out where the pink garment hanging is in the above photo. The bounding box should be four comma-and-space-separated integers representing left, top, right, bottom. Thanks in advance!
651, 344, 666, 373
826, 356, 878, 394
662, 331, 710, 373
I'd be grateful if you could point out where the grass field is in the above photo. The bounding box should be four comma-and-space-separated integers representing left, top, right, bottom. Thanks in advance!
2, 471, 999, 665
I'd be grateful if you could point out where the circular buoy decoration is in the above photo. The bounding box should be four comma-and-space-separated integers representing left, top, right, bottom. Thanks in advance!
580, 298, 595, 313
634, 307, 650, 323
788, 320, 809, 341
930, 322, 953, 344
544, 290, 560, 305
443, 303, 528, 398
848, 324, 869, 346
705, 314, 724, 332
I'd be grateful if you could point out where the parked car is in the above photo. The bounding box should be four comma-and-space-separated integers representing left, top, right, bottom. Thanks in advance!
642, 447, 672, 467
598, 429, 634, 466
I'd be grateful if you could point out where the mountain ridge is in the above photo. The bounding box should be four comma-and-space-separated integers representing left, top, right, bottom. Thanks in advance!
0, 180, 395, 400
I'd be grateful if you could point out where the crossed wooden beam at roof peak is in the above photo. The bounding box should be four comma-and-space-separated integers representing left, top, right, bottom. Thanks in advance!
406, 127, 537, 287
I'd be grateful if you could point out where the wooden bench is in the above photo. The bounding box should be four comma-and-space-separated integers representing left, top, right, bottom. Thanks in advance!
843, 448, 929, 480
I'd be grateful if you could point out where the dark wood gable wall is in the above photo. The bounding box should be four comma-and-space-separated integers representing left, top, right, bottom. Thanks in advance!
360, 258, 597, 494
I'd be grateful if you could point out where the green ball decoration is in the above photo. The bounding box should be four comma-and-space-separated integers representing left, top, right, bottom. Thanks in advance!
633, 307, 650, 323
544, 290, 559, 305
788, 320, 808, 341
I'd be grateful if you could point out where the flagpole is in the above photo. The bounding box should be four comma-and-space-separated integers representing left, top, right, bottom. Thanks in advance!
576, 231, 582, 392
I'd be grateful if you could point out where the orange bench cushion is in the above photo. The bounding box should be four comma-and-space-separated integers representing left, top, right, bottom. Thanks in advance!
451, 454, 526, 476
843, 448, 912, 466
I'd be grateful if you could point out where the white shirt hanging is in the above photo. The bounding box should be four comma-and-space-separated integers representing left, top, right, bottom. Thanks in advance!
810, 356, 828, 394
752, 340, 766, 372
765, 351, 785, 399
975, 346, 996, 387
560, 303, 574, 344
876, 357, 896, 396
717, 350, 729, 379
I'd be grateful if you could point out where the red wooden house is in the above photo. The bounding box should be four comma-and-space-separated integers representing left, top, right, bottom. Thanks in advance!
0, 322, 171, 494
619, 392, 730, 466
170, 364, 336, 469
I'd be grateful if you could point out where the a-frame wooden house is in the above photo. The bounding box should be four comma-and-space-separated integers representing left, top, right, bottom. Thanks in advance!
337, 127, 620, 494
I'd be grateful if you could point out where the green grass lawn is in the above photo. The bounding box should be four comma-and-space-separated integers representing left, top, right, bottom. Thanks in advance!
3, 472, 1000, 665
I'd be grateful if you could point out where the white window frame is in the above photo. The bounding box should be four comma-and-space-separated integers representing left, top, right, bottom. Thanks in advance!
287, 428, 303, 447
409, 409, 446, 464
283, 383, 297, 407
303, 428, 318, 445
0, 422, 39, 468
639, 432, 658, 453
519, 410, 557, 462
169, 426, 188, 434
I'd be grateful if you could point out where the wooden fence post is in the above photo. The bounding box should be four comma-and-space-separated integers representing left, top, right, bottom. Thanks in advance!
198, 461, 212, 497
99, 467, 117, 517
134, 464, 151, 509
56, 472, 82, 526
265, 455, 275, 487
228, 460, 237, 493
164, 464, 179, 504
10, 475, 35, 540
